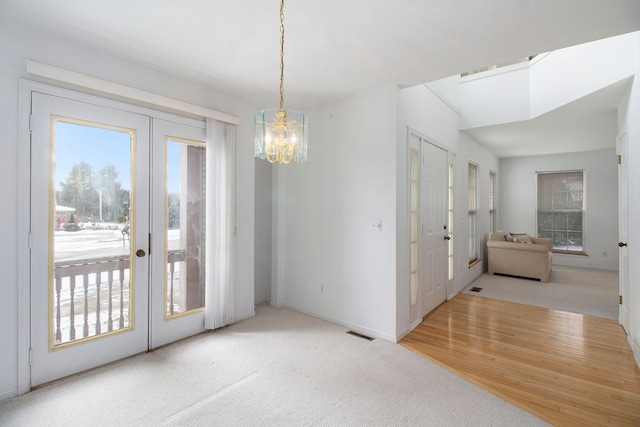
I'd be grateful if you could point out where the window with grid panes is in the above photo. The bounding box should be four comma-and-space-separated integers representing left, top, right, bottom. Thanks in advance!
468, 162, 478, 262
489, 170, 496, 235
537, 171, 585, 253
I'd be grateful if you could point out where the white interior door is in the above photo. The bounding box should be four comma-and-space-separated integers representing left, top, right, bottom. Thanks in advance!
420, 140, 449, 317
618, 129, 629, 331
150, 119, 207, 348
30, 92, 150, 386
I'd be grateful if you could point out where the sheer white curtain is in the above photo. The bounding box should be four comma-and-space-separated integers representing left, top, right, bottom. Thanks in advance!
204, 118, 235, 329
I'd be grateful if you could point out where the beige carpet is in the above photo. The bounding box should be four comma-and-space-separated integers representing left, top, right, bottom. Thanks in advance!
0, 304, 547, 426
463, 265, 619, 320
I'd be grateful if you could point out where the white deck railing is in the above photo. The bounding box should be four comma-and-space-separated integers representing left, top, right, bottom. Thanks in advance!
53, 250, 185, 345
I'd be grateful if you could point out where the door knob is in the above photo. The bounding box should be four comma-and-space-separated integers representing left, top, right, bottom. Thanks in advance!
136, 249, 146, 257
444, 235, 451, 241
618, 242, 627, 247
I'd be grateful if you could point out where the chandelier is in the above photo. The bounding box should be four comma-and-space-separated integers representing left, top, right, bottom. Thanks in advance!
255, 0, 308, 164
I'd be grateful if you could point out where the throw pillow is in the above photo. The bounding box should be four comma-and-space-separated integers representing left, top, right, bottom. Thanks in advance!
513, 234, 532, 244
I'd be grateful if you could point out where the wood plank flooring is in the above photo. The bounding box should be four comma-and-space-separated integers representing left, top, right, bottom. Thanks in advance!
400, 293, 640, 426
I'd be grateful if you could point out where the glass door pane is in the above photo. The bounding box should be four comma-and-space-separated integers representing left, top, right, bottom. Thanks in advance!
52, 120, 134, 346
166, 138, 206, 317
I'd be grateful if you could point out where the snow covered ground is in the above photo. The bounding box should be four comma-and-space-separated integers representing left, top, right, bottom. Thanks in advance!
54, 228, 181, 262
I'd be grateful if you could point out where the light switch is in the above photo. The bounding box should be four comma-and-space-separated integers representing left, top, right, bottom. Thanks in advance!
371, 219, 383, 232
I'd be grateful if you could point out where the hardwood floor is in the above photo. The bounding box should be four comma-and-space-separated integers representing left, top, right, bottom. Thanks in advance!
400, 293, 640, 426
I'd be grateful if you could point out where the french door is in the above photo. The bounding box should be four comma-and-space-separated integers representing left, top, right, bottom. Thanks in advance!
30, 92, 207, 386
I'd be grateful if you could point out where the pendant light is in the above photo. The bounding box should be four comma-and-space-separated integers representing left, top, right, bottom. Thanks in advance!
254, 0, 308, 164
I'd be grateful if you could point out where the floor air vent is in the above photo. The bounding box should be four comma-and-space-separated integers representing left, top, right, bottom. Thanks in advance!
346, 331, 374, 341
470, 287, 483, 292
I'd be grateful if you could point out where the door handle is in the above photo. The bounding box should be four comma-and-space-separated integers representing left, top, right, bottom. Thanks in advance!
444, 235, 451, 241
136, 249, 146, 257
618, 242, 627, 247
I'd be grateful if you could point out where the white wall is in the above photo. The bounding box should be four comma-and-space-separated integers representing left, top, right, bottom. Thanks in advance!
531, 32, 637, 118
0, 20, 256, 400
271, 82, 499, 342
395, 84, 499, 338
272, 87, 398, 341
459, 62, 531, 129
271, 80, 501, 343
424, 76, 461, 113
499, 150, 619, 271
458, 32, 637, 130
254, 158, 272, 304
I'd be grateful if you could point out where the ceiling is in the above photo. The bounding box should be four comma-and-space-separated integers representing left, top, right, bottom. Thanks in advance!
3, 0, 640, 157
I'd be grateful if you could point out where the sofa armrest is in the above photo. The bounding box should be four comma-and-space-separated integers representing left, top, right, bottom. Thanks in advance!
487, 240, 549, 253
530, 237, 552, 251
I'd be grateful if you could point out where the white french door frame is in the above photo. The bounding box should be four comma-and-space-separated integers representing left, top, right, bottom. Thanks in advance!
16, 80, 215, 394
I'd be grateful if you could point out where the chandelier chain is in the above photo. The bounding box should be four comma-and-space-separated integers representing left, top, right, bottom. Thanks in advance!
279, 0, 285, 111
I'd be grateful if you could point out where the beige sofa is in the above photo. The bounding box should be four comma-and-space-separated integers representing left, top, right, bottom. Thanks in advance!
487, 231, 552, 282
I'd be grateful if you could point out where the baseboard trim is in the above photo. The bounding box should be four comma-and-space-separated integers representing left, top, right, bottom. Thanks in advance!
396, 327, 410, 342
410, 317, 423, 331
629, 334, 640, 369
0, 388, 18, 404
232, 310, 256, 325
280, 304, 397, 343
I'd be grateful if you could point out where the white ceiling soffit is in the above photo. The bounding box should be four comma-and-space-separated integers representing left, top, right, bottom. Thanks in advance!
2, 0, 640, 109
462, 78, 634, 159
